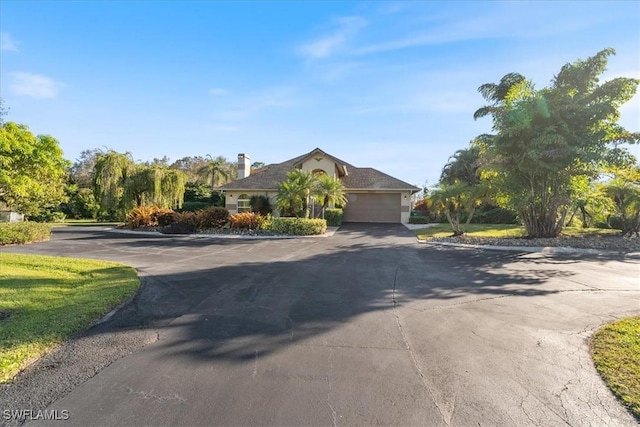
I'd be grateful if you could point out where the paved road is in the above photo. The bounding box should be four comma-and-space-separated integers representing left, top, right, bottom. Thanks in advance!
1, 224, 639, 426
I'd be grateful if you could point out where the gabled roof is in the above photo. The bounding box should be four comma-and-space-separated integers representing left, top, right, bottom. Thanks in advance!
292, 148, 350, 177
217, 148, 419, 192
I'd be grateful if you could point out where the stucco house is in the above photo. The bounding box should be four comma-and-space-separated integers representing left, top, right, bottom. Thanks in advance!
217, 148, 419, 224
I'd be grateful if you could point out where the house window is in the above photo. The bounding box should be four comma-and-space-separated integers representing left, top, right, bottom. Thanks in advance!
237, 194, 251, 213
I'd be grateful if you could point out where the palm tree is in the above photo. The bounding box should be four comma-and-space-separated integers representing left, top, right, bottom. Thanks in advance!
440, 145, 481, 186
197, 155, 231, 192
275, 170, 316, 218
312, 174, 347, 218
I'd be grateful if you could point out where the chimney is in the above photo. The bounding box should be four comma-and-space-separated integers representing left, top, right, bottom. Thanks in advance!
238, 153, 251, 179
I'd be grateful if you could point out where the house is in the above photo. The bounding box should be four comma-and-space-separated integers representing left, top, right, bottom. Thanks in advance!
217, 148, 419, 224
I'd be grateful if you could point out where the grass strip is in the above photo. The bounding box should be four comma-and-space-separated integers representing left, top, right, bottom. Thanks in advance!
591, 316, 640, 420
0, 253, 139, 383
414, 223, 620, 240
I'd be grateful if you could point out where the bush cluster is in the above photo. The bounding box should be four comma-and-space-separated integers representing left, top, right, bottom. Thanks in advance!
124, 206, 328, 236
267, 218, 327, 235
229, 212, 267, 229
324, 209, 343, 226
408, 216, 430, 224
124, 206, 173, 229
0, 222, 52, 245
197, 207, 230, 229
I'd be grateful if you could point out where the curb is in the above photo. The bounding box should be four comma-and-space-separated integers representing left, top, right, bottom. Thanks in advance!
107, 226, 339, 240
420, 240, 639, 256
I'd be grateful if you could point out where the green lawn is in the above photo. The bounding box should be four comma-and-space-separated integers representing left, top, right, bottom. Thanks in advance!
414, 223, 620, 240
0, 253, 139, 383
591, 316, 640, 420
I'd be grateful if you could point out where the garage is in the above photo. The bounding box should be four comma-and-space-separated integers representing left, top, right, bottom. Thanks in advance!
343, 193, 401, 223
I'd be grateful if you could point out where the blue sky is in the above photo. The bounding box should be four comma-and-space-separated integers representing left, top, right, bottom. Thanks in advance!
1, 1, 639, 187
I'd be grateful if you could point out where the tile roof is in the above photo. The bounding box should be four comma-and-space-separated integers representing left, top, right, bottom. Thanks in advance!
217, 148, 419, 192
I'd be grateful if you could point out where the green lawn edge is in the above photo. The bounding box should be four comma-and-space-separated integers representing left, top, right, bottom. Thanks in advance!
591, 316, 640, 420
413, 223, 620, 240
0, 253, 140, 383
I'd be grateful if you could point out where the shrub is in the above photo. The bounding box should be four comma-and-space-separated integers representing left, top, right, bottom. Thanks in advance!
470, 205, 518, 224
229, 212, 266, 229
266, 217, 327, 235
250, 195, 272, 215
197, 207, 229, 229
30, 209, 66, 223
324, 208, 343, 226
0, 222, 52, 245
408, 216, 430, 224
161, 211, 198, 234
124, 206, 173, 229
157, 211, 181, 227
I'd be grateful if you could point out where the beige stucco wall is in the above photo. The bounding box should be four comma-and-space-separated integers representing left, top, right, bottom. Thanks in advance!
225, 191, 277, 215
300, 155, 338, 179
401, 191, 412, 224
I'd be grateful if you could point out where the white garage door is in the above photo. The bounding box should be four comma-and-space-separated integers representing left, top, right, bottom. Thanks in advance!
343, 193, 401, 223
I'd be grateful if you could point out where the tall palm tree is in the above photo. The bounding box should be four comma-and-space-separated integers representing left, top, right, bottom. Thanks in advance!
197, 155, 231, 192
312, 174, 347, 218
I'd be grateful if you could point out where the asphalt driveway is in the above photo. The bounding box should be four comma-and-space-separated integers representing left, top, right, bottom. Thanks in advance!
1, 224, 639, 426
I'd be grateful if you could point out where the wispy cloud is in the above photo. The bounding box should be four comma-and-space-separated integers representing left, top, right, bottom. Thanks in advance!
352, 3, 606, 56
1, 32, 19, 51
298, 16, 367, 59
209, 87, 228, 96
10, 72, 64, 98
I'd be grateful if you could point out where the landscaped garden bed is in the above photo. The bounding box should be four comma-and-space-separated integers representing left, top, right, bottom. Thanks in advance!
414, 224, 640, 253
121, 206, 327, 236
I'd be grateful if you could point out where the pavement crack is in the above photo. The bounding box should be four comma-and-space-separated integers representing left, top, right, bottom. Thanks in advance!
392, 263, 449, 426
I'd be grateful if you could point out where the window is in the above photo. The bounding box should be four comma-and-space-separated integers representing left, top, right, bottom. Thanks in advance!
237, 194, 251, 213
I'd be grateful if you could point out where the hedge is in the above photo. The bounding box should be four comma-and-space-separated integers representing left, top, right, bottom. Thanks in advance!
324, 209, 343, 226
267, 217, 327, 235
0, 222, 52, 245
408, 216, 430, 224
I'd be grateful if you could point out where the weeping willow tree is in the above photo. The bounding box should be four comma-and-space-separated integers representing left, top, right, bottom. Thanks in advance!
93, 151, 135, 220
124, 167, 187, 210
93, 151, 187, 220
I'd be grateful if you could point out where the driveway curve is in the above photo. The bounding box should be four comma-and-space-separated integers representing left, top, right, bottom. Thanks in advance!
1, 224, 638, 426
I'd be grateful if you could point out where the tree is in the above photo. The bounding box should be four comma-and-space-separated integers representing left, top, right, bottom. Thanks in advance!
601, 165, 640, 237
440, 145, 481, 186
0, 98, 8, 126
251, 161, 266, 169
434, 144, 485, 235
92, 151, 136, 219
93, 151, 187, 220
0, 122, 69, 217
431, 182, 482, 236
276, 170, 316, 218
70, 148, 103, 188
312, 174, 347, 217
197, 155, 233, 192
474, 48, 639, 237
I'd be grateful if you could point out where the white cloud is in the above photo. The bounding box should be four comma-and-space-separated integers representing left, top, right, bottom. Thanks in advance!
209, 87, 228, 96
352, 3, 606, 56
298, 16, 367, 59
10, 72, 64, 98
1, 32, 18, 51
